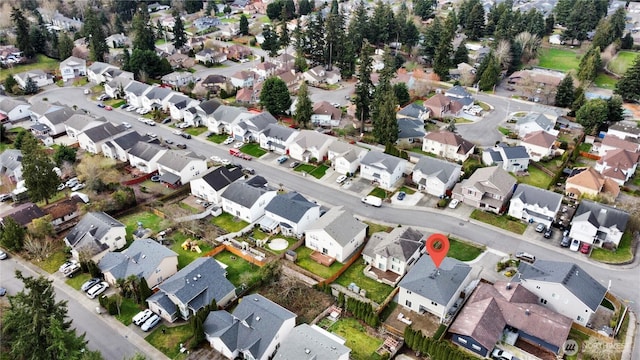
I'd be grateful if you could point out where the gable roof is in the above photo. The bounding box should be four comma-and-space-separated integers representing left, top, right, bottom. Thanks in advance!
60, 56, 86, 68
124, 80, 151, 96
110, 131, 148, 151
0, 149, 23, 172
397, 119, 426, 139
0, 97, 29, 113
361, 151, 404, 172
65, 114, 105, 130
398, 256, 471, 304
43, 197, 80, 220
413, 156, 461, 183
144, 86, 172, 101
293, 130, 334, 150
598, 148, 640, 169
517, 112, 554, 131
511, 184, 562, 213
157, 150, 203, 171
98, 239, 177, 281
274, 324, 350, 360
42, 106, 77, 125
204, 294, 296, 360
566, 167, 621, 198
306, 206, 367, 247
499, 145, 529, 160
88, 61, 114, 74
397, 102, 427, 119
213, 104, 250, 123
222, 176, 272, 207
445, 85, 472, 98
265, 192, 318, 222
81, 122, 125, 142
65, 212, 124, 246
198, 99, 222, 115
0, 202, 45, 226
262, 123, 298, 140
571, 200, 629, 232
464, 166, 516, 196
424, 131, 475, 154
601, 135, 640, 152
128, 142, 166, 161
313, 101, 341, 120
424, 93, 451, 107
198, 166, 244, 191
521, 130, 557, 148
363, 227, 425, 261
516, 260, 607, 312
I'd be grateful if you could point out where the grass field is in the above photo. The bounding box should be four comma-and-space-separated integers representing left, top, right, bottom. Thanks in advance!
608, 51, 639, 75
183, 127, 208, 136
240, 143, 267, 157
169, 234, 214, 269
214, 250, 261, 286
335, 260, 394, 304
66, 273, 91, 290
145, 324, 191, 360
448, 237, 484, 261
537, 48, 581, 72
470, 210, 527, 234
38, 248, 68, 273
0, 55, 59, 80
590, 232, 633, 263
120, 212, 168, 239
210, 212, 249, 233
514, 166, 553, 189
328, 318, 385, 360
594, 73, 618, 89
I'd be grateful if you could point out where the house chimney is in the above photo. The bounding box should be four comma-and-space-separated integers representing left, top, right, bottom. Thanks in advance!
506, 283, 512, 290
525, 309, 530, 316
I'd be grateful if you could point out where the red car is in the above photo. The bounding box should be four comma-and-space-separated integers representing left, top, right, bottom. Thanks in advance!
580, 243, 591, 254
104, 105, 113, 111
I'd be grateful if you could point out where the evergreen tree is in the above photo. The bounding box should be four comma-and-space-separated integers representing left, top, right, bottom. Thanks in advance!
393, 83, 410, 106
621, 33, 634, 50
545, 14, 555, 35
12, 7, 33, 58
294, 82, 313, 128
185, 0, 205, 14
306, 13, 325, 66
465, 3, 485, 40
563, 0, 599, 42
131, 6, 155, 51
299, 0, 312, 15
28, 26, 46, 55
324, 3, 345, 69
614, 55, 640, 102
432, 33, 454, 79
278, 13, 291, 52
21, 133, 58, 205
261, 26, 280, 57
83, 8, 108, 62
422, 17, 443, 62
206, 0, 216, 16
259, 77, 291, 115
354, 43, 374, 132
555, 75, 575, 108
347, 1, 369, 54
173, 13, 187, 48
554, 0, 575, 25
156, 19, 164, 42
58, 33, 74, 60
23, 77, 39, 95
0, 217, 26, 251
139, 278, 153, 302
571, 86, 586, 115
478, 55, 500, 91
453, 40, 469, 65
413, 0, 436, 20
577, 46, 601, 82
239, 15, 249, 36
576, 98, 608, 134
607, 95, 624, 124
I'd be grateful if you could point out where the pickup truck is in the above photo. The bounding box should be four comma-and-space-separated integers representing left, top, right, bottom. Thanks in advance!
361, 195, 382, 207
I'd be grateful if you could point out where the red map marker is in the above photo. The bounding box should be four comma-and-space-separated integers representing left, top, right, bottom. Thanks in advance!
426, 233, 450, 269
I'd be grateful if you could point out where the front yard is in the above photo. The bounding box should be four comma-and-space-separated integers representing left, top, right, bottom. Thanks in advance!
294, 164, 329, 179
590, 232, 634, 264
183, 127, 208, 136
240, 143, 267, 157
448, 237, 485, 261
145, 324, 191, 360
470, 210, 527, 234
335, 260, 394, 304
294, 246, 343, 279
207, 133, 227, 144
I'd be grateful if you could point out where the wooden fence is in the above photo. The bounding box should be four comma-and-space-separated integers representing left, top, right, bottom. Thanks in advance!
317, 245, 365, 286
579, 151, 601, 160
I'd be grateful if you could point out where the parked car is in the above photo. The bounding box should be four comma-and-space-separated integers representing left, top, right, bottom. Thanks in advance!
535, 223, 545, 233
181, 133, 192, 139
65, 177, 79, 188
81, 278, 102, 292
145, 120, 156, 126
491, 349, 514, 360
560, 236, 571, 247
59, 260, 78, 274
243, 167, 255, 175
83, 89, 91, 95
57, 183, 66, 191
277, 156, 288, 164
124, 105, 136, 112
397, 191, 406, 201
336, 175, 347, 184
141, 314, 161, 332
96, 103, 105, 108
161, 117, 172, 124
580, 243, 591, 254
137, 117, 147, 123
71, 183, 86, 191
104, 105, 113, 111
176, 143, 187, 149
165, 139, 174, 145
64, 263, 81, 277
122, 122, 132, 129
290, 161, 300, 168
570, 239, 581, 252
132, 309, 154, 326
0, 193, 11, 201
223, 137, 234, 145
0, 250, 7, 260
233, 141, 243, 148
515, 251, 536, 263
147, 133, 158, 139
86, 282, 109, 299
448, 199, 460, 209
0, 287, 6, 296
543, 228, 553, 239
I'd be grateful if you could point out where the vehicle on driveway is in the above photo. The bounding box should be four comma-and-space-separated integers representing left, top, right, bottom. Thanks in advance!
277, 156, 288, 164
580, 243, 591, 254
570, 239, 581, 252
223, 137, 234, 145
543, 228, 553, 239
86, 282, 109, 299
397, 191, 406, 200
491, 348, 514, 360
336, 175, 347, 184
124, 105, 136, 112
147, 133, 158, 139
535, 223, 545, 233
141, 314, 161, 332
71, 183, 86, 191
64, 263, 81, 277
59, 260, 78, 274
65, 177, 79, 188
0, 193, 11, 201
133, 309, 154, 326
560, 236, 571, 247
0, 250, 7, 260
81, 278, 102, 292
448, 199, 460, 209
290, 161, 300, 168
233, 142, 243, 148
515, 251, 536, 263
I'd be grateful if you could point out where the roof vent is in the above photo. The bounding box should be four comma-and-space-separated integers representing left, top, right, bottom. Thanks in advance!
90, 224, 94, 228
142, 255, 146, 259
255, 316, 260, 321
525, 309, 530, 316
253, 298, 259, 301
305, 348, 311, 354
197, 274, 201, 278
506, 283, 512, 290
193, 277, 197, 281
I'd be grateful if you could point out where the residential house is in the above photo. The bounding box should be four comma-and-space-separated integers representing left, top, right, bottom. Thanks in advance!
87, 62, 118, 84
565, 167, 620, 200
140, 86, 173, 112
423, 94, 462, 119
235, 87, 257, 104
103, 68, 133, 83
0, 202, 45, 227
272, 53, 295, 69
259, 123, 298, 154
59, 56, 86, 82
43, 10, 83, 31
191, 100, 222, 128
452, 166, 516, 214
397, 119, 426, 146
327, 141, 367, 175
445, 85, 474, 110
412, 156, 462, 197
508, 184, 563, 228
569, 200, 629, 248
196, 48, 228, 64
221, 176, 278, 223
482, 145, 530, 173
226, 45, 252, 60
260, 192, 320, 237
288, 130, 334, 163
209, 105, 251, 134
167, 93, 199, 122
360, 151, 407, 190
43, 197, 81, 232
0, 149, 23, 182
448, 62, 476, 81
64, 212, 126, 261
508, 70, 564, 89
230, 70, 255, 88
13, 69, 53, 89
167, 53, 196, 69
231, 112, 277, 143
36, 105, 77, 136
102, 131, 151, 162
77, 122, 126, 154
99, 239, 178, 288
303, 66, 341, 85
127, 142, 167, 173
594, 149, 640, 185
147, 257, 236, 322
596, 134, 640, 156
104, 75, 133, 99
397, 102, 430, 122
214, 23, 240, 40
204, 294, 296, 360
201, 74, 231, 96
304, 206, 367, 263
64, 114, 106, 140
274, 324, 350, 360
278, 70, 299, 90
161, 71, 195, 88
398, 256, 472, 323
252, 62, 277, 80
521, 130, 558, 161
105, 33, 129, 48
449, 281, 572, 357
156, 151, 207, 187
124, 81, 152, 109
362, 227, 426, 285
607, 123, 640, 140
516, 260, 608, 327
311, 101, 341, 127
193, 16, 221, 32
0, 98, 30, 122
515, 113, 558, 138
422, 131, 475, 162
190, 166, 244, 204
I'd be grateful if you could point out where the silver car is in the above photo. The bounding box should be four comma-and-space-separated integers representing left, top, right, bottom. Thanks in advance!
141, 314, 161, 331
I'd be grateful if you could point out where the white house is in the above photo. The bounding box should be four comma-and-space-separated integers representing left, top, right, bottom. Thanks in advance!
423, 131, 475, 162
59, 56, 87, 82
260, 192, 319, 237
517, 260, 608, 327
209, 105, 251, 134
189, 166, 244, 204
304, 206, 367, 263
204, 294, 296, 360
398, 256, 472, 323
482, 145, 530, 173
311, 101, 341, 127
140, 86, 173, 112
594, 149, 640, 185
508, 184, 563, 229
161, 71, 195, 88
64, 212, 127, 261
452, 166, 516, 214
259, 123, 298, 154
167, 93, 200, 122
327, 141, 367, 175
64, 114, 106, 140
569, 200, 629, 248
221, 176, 278, 223
87, 62, 119, 84
104, 76, 132, 99
13, 69, 54, 89
274, 324, 350, 360
124, 81, 152, 109
229, 70, 255, 88
252, 62, 277, 79
156, 151, 207, 187
288, 130, 334, 163
34, 105, 77, 136
127, 142, 167, 173
231, 111, 278, 143
102, 131, 150, 162
359, 151, 407, 190
515, 112, 558, 138
521, 130, 558, 161
0, 98, 31, 122
412, 156, 461, 197
77, 122, 126, 154
607, 123, 640, 140
0, 149, 23, 182
362, 227, 425, 285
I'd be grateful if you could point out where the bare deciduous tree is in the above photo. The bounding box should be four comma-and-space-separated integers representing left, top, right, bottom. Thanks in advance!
495, 40, 512, 70
76, 155, 121, 191
515, 32, 542, 63
23, 234, 55, 262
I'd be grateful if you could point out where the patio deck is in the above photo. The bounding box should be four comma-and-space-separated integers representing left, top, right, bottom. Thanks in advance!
365, 265, 402, 285
311, 251, 336, 266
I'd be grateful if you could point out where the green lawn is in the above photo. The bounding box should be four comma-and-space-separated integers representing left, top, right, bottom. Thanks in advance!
514, 166, 553, 189
169, 233, 214, 269
594, 73, 618, 89
115, 297, 144, 326
120, 212, 168, 239
294, 246, 343, 279
364, 222, 393, 235
591, 232, 633, 264
38, 248, 69, 273
214, 250, 261, 286
66, 273, 91, 290
537, 48, 581, 72
145, 324, 191, 360
498, 127, 510, 135
448, 237, 484, 261
240, 143, 267, 157
211, 212, 249, 233
578, 143, 593, 153
207, 133, 227, 144
335, 260, 394, 304
294, 164, 329, 179
0, 54, 59, 80
608, 51, 639, 75
295, 164, 315, 173
183, 127, 208, 136
328, 318, 385, 360
368, 188, 387, 198
398, 186, 416, 195
470, 210, 527, 234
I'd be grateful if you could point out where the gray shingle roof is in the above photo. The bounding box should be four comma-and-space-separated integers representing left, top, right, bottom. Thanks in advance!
82, 122, 125, 142
361, 151, 404, 172
98, 240, 177, 281
262, 123, 297, 141
397, 103, 427, 119
199, 166, 244, 191
306, 206, 367, 247
572, 200, 630, 232
128, 142, 165, 161
144, 86, 172, 101
65, 114, 105, 130
274, 324, 350, 360
517, 112, 554, 131
204, 294, 296, 360
158, 257, 235, 312
516, 260, 607, 311
111, 131, 147, 151
511, 184, 563, 213
445, 85, 472, 98
0, 202, 45, 226
198, 99, 222, 115
464, 166, 516, 197
500, 145, 529, 160
397, 119, 425, 139
265, 192, 318, 222
157, 150, 203, 172
0, 98, 28, 113
222, 176, 273, 208
214, 105, 250, 124
363, 227, 425, 261
244, 112, 277, 132
125, 80, 151, 96
43, 106, 77, 124
88, 61, 113, 74
398, 256, 471, 304
0, 149, 22, 173
65, 212, 124, 247
413, 156, 462, 183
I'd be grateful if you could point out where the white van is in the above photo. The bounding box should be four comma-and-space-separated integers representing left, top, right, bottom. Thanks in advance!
515, 251, 536, 263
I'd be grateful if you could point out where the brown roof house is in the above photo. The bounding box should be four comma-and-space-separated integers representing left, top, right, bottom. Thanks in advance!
43, 197, 82, 232
226, 44, 252, 60
448, 281, 572, 358
0, 202, 45, 227
310, 101, 341, 127
422, 130, 475, 162
565, 167, 620, 200
596, 134, 640, 156
594, 149, 640, 185
452, 166, 516, 214
423, 93, 462, 119
520, 130, 558, 162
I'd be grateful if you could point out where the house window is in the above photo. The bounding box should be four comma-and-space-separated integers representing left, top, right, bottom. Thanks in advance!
471, 344, 481, 351
406, 290, 412, 295
577, 315, 584, 322
405, 300, 412, 307
536, 285, 540, 289
457, 337, 467, 344
431, 301, 438, 306
540, 298, 547, 304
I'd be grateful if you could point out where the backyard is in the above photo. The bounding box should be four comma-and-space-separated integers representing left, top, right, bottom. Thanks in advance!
513, 166, 553, 189
593, 73, 618, 89
214, 250, 262, 286
335, 260, 394, 304
0, 54, 59, 79
537, 48, 581, 72
470, 210, 527, 234
169, 233, 214, 269
120, 211, 168, 240
327, 318, 385, 360
294, 246, 343, 279
210, 212, 249, 233
608, 51, 639, 75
